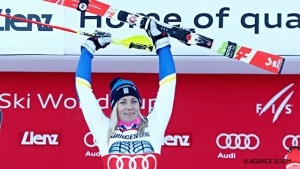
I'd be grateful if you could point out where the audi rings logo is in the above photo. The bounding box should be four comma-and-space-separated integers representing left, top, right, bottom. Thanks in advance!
107, 154, 157, 169
216, 133, 260, 150
84, 132, 97, 148
283, 135, 300, 150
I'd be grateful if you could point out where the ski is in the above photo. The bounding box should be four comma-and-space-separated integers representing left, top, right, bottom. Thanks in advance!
43, 0, 285, 74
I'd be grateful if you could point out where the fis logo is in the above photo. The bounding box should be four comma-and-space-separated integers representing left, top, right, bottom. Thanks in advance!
256, 83, 294, 123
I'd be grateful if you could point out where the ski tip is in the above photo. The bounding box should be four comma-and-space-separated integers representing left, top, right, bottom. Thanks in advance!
278, 57, 286, 74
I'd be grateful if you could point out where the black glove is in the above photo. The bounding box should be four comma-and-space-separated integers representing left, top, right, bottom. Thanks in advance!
141, 17, 170, 52
82, 30, 112, 55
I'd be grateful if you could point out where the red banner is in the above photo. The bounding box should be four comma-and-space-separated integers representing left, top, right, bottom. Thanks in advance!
0, 72, 299, 169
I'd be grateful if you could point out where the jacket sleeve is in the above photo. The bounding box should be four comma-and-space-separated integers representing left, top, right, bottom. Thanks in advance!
75, 47, 110, 149
148, 45, 176, 133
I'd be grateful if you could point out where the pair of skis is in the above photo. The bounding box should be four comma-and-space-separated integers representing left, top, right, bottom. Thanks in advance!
43, 0, 285, 74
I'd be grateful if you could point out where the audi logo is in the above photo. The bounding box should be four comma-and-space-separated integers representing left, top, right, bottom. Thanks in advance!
283, 135, 300, 150
107, 154, 157, 169
216, 133, 260, 150
84, 132, 97, 148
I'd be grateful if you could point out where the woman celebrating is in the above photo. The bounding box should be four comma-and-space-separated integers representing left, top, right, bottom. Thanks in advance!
75, 19, 176, 169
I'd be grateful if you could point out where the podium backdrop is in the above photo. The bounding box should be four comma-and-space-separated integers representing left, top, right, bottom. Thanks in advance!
0, 72, 299, 169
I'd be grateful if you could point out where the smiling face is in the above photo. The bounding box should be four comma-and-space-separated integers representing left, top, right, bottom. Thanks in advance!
117, 95, 140, 122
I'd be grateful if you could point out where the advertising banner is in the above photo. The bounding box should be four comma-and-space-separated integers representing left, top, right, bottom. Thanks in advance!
0, 0, 299, 55
0, 1, 64, 54
0, 72, 299, 169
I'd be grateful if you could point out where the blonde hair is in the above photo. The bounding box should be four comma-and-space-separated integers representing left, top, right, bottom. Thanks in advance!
107, 104, 148, 143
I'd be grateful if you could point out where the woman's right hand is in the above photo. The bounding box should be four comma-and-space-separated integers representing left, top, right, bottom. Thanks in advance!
81, 31, 112, 55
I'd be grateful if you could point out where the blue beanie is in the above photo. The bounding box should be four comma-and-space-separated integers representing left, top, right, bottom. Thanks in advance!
110, 77, 141, 109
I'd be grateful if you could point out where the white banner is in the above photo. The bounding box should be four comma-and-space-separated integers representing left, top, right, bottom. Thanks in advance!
0, 0, 64, 54
64, 0, 300, 56
0, 0, 299, 55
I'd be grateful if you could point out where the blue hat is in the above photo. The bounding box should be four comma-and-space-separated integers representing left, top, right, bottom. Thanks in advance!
110, 78, 141, 109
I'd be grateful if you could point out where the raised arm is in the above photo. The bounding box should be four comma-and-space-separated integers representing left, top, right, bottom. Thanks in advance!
142, 19, 176, 132
75, 31, 112, 146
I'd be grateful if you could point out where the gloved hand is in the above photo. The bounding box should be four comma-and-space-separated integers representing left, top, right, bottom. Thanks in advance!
142, 18, 170, 52
82, 30, 112, 55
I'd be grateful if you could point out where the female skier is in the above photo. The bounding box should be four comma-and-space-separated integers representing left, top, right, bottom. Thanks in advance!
75, 19, 176, 169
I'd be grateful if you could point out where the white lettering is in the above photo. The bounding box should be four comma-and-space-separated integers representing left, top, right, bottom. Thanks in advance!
38, 94, 63, 109
178, 135, 190, 146
0, 93, 11, 108
21, 131, 59, 145
13, 93, 28, 108
256, 104, 262, 113
217, 152, 236, 159
148, 98, 156, 114
97, 94, 109, 109
285, 104, 292, 114
140, 98, 145, 110
85, 151, 101, 157
138, 98, 156, 114
163, 135, 191, 146
64, 97, 77, 109
164, 135, 177, 146
0, 93, 30, 109
0, 92, 157, 110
